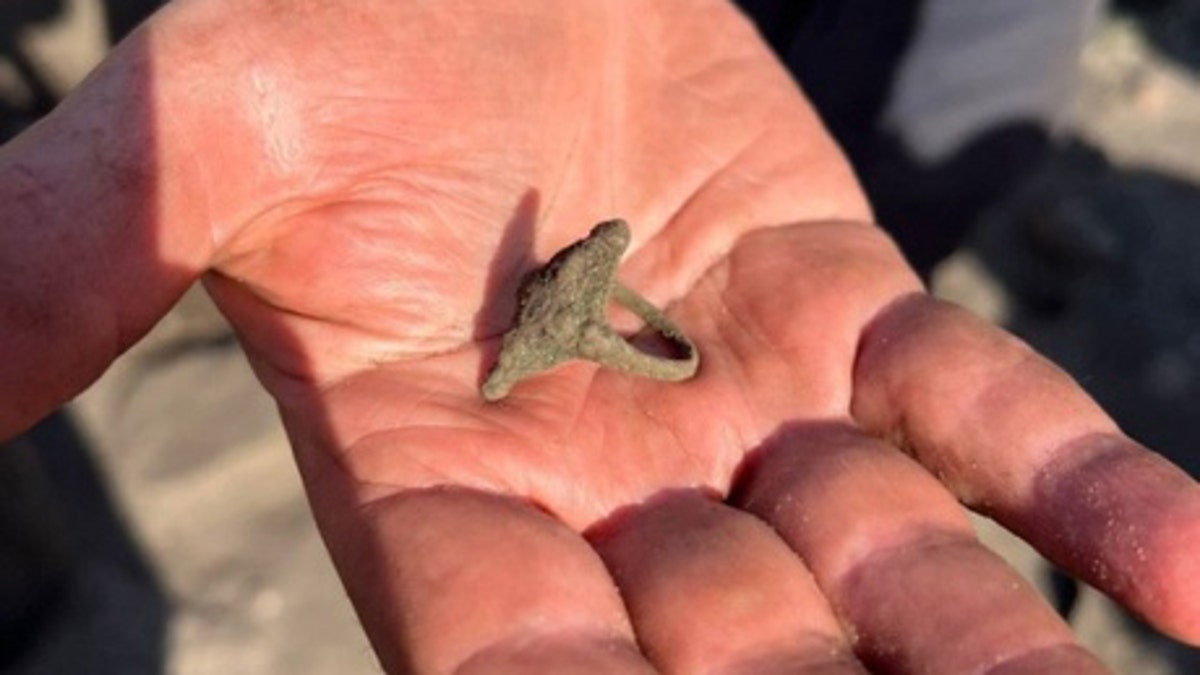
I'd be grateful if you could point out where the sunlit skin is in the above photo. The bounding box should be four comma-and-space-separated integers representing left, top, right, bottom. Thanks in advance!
2, 1, 1197, 672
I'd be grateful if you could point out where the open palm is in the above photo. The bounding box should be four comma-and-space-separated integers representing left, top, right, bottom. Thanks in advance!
41, 0, 1197, 672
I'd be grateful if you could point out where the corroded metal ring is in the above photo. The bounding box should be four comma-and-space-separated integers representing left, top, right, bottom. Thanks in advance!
481, 219, 700, 402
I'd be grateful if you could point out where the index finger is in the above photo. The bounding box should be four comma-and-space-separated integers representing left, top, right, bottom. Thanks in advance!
852, 296, 1200, 643
291, 433, 653, 674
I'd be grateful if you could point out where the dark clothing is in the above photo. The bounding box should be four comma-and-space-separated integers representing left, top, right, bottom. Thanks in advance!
733, 0, 1100, 273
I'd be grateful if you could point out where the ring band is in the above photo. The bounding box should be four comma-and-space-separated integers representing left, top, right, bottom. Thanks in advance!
577, 283, 699, 382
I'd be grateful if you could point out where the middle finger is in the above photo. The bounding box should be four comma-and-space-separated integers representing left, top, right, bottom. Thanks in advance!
589, 490, 866, 673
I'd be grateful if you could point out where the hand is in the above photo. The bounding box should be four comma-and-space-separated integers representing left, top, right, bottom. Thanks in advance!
6, 0, 1197, 672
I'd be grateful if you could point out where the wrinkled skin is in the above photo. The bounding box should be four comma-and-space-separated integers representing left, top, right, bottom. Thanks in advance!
2, 1, 1197, 673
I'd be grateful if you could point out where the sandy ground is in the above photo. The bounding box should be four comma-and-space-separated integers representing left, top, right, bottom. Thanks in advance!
1, 0, 1198, 673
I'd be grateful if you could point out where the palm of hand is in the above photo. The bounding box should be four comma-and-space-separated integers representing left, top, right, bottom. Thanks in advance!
186, 0, 894, 524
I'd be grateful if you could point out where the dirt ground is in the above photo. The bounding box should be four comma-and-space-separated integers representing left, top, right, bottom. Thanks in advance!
1, 1, 1198, 673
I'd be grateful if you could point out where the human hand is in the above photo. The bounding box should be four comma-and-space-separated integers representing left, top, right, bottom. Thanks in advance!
5, 0, 1197, 672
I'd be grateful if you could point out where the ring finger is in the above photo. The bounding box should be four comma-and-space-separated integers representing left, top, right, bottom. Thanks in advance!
734, 423, 1107, 673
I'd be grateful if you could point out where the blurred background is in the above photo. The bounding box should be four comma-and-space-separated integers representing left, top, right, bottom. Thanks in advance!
0, 0, 1197, 672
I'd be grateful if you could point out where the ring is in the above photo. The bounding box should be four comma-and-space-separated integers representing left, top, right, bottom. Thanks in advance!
481, 219, 701, 401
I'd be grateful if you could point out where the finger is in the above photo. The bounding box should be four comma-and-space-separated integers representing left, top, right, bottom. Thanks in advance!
589, 490, 866, 674
852, 296, 1200, 643
295, 435, 652, 674
352, 490, 651, 674
735, 424, 1108, 674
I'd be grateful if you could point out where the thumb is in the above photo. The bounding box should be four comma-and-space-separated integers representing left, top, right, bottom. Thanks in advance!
0, 24, 213, 437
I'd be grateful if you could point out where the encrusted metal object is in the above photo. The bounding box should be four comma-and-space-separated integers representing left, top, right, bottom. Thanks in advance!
481, 219, 700, 401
